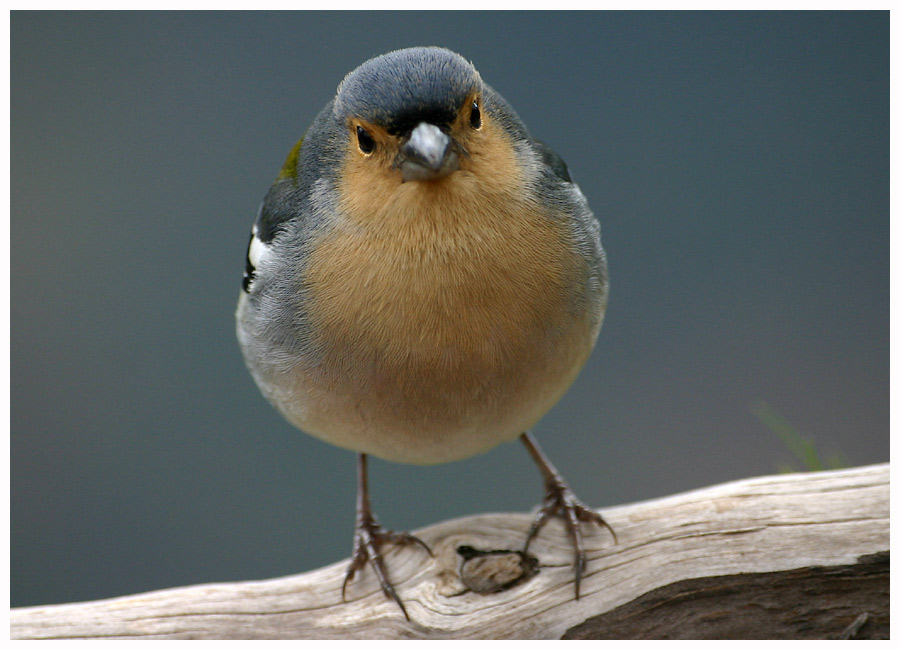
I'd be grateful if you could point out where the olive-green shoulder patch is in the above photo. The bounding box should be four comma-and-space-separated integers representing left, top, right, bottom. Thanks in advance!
276, 137, 304, 181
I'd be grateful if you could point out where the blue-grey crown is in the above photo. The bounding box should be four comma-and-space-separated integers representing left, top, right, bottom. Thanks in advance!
334, 47, 483, 135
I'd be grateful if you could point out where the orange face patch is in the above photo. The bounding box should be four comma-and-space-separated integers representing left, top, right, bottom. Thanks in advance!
300, 108, 591, 396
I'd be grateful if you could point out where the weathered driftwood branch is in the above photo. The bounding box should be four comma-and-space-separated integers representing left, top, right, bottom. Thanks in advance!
11, 463, 888, 639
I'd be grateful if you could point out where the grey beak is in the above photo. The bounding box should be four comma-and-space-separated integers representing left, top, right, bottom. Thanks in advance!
400, 122, 459, 182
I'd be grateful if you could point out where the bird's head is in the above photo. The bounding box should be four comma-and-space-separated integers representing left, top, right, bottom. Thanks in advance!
334, 47, 488, 186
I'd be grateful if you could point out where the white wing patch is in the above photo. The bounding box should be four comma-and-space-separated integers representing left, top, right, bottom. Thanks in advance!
248, 224, 271, 271
243, 219, 272, 293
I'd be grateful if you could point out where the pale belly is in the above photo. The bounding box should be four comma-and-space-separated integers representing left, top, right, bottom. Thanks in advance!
256, 212, 601, 465
270, 304, 597, 464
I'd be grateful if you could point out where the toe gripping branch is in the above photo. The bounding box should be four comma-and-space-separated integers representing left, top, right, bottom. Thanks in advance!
520, 432, 617, 599
342, 433, 615, 620
342, 453, 432, 620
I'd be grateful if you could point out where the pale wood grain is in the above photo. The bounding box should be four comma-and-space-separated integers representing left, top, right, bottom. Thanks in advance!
11, 463, 888, 639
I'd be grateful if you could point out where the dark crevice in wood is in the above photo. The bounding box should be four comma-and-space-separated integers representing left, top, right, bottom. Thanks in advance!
563, 551, 889, 639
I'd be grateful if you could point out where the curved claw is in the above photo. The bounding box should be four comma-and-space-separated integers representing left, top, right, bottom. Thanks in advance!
520, 433, 616, 599
378, 529, 434, 558
525, 482, 616, 598
342, 516, 431, 621
342, 453, 430, 620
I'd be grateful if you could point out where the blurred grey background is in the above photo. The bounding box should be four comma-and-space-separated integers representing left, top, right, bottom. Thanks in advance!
11, 11, 888, 608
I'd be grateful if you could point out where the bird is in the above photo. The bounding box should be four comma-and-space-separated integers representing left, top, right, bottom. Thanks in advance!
236, 46, 615, 619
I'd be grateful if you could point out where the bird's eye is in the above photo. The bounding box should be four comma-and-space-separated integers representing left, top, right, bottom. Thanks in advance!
356, 126, 376, 154
469, 99, 482, 130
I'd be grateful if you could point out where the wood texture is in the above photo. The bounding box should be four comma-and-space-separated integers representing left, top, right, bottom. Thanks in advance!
11, 463, 888, 639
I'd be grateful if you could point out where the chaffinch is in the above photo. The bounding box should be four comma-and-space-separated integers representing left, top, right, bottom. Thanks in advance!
236, 46, 614, 619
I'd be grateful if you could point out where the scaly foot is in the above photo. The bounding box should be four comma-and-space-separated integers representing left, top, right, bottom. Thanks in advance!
520, 433, 616, 598
342, 454, 432, 619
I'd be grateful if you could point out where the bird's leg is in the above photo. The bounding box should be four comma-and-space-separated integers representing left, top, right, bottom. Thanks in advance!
342, 453, 432, 620
520, 432, 617, 599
